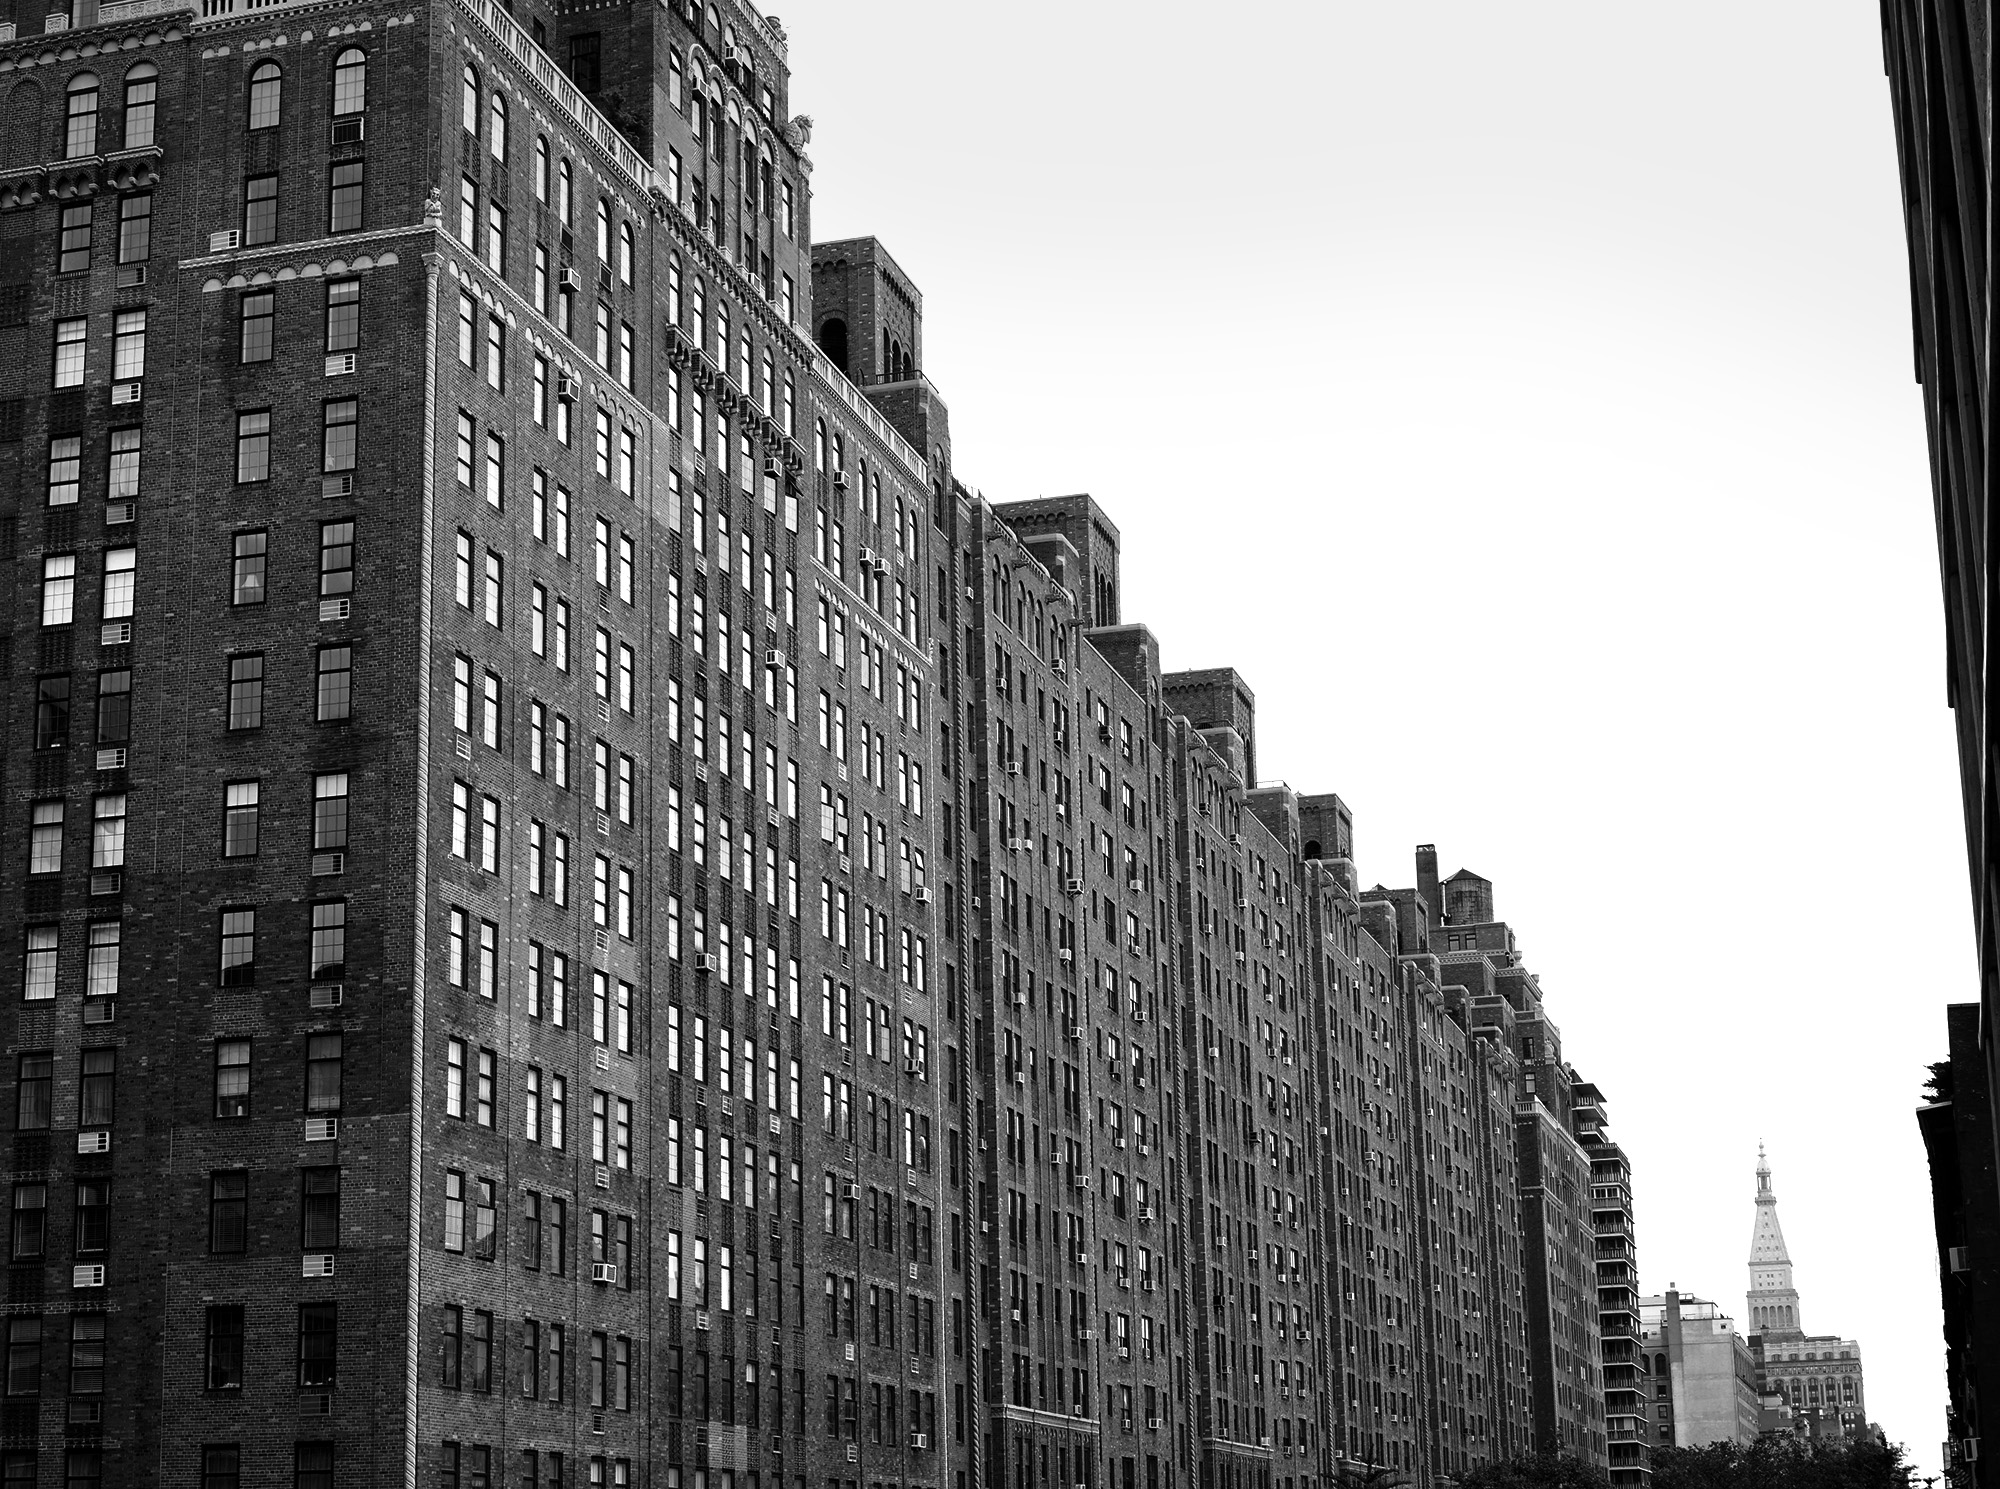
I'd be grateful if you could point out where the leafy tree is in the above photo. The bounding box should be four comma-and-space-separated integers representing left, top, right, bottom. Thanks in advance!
1924, 1059, 1955, 1103
1459, 1452, 1610, 1488
1651, 1436, 1914, 1489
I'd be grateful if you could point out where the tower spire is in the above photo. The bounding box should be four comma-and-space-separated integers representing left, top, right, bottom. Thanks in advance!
1746, 1146, 1802, 1336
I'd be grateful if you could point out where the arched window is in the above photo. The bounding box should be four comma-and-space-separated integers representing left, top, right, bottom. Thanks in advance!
595, 198, 609, 260
331, 49, 367, 116
818, 317, 848, 375
814, 419, 826, 473
667, 254, 683, 322
247, 61, 282, 130
618, 221, 633, 285
121, 64, 157, 149
64, 73, 99, 158
461, 65, 479, 133
488, 91, 507, 161
533, 136, 548, 201
557, 158, 572, 226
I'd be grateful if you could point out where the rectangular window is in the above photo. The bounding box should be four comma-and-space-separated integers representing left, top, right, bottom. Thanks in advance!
213, 1040, 250, 1118
305, 1033, 341, 1113
111, 309, 145, 381
317, 523, 354, 601
312, 772, 350, 850
66, 1316, 102, 1396
321, 400, 357, 473
235, 410, 271, 483
201, 1446, 240, 1489
84, 922, 118, 997
295, 1443, 334, 1489
328, 161, 363, 234
301, 1167, 340, 1249
27, 802, 63, 875
106, 426, 140, 500
89, 793, 125, 869
218, 909, 255, 986
8, 1185, 42, 1261
14, 1055, 51, 1132
58, 202, 91, 274
324, 278, 359, 352
231, 531, 266, 606
297, 1302, 336, 1387
100, 547, 134, 620
205, 1305, 243, 1390
209, 1171, 246, 1253
21, 928, 56, 1002
46, 436, 80, 507
242, 174, 278, 245
227, 654, 264, 730
39, 555, 73, 626
52, 318, 85, 388
309, 900, 345, 980
34, 677, 68, 750
239, 291, 274, 363
316, 646, 352, 722
116, 193, 151, 264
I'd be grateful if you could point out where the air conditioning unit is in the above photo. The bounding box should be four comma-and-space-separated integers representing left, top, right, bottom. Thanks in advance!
1117, 1344, 1130, 1359
1138, 1204, 1154, 1222
309, 983, 344, 1011
72, 1265, 105, 1289
694, 1309, 711, 1330
591, 1262, 620, 1284
1012, 1070, 1025, 1086
321, 474, 353, 498
81, 999, 115, 1026
208, 228, 241, 253
1075, 1250, 1089, 1265
858, 546, 877, 566
1230, 834, 1244, 846
765, 649, 785, 668
108, 380, 143, 408
312, 853, 346, 877
1951, 1246, 1972, 1273
1146, 1417, 1162, 1430
1259, 1437, 1271, 1449
302, 1253, 336, 1278
1208, 1047, 1221, 1060
1009, 1307, 1022, 1323
1003, 760, 1019, 776
100, 622, 132, 647
304, 1117, 339, 1142
325, 353, 357, 377
330, 116, 364, 145
1059, 948, 1073, 964
1007, 838, 1031, 853
115, 264, 146, 289
914, 887, 932, 905
1064, 878, 1084, 896
556, 374, 578, 400
833, 472, 848, 491
843, 1181, 860, 1200
764, 456, 780, 477
1112, 1134, 1126, 1149
694, 953, 717, 973
94, 748, 127, 771
89, 872, 121, 897
76, 1130, 110, 1155
1072, 1174, 1086, 1191
558, 267, 583, 292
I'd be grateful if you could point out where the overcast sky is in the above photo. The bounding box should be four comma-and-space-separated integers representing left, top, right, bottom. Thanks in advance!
787, 0, 1959, 1469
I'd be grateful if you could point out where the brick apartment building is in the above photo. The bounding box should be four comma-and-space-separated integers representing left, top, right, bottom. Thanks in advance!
0, 0, 1636, 1485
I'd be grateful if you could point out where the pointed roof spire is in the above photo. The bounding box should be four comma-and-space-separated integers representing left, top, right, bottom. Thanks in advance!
1750, 1146, 1791, 1265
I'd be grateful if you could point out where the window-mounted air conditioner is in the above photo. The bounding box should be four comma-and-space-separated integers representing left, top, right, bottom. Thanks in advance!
72, 1265, 105, 1289
325, 353, 357, 377
304, 1117, 339, 1142
309, 983, 344, 1010
303, 1253, 336, 1277
591, 1262, 619, 1284
76, 1130, 110, 1155
208, 229, 240, 253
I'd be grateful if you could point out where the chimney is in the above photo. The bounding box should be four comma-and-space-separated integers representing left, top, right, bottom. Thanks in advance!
1416, 845, 1442, 924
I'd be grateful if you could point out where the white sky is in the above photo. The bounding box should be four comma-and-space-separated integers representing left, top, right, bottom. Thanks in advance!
786, 0, 1962, 1470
